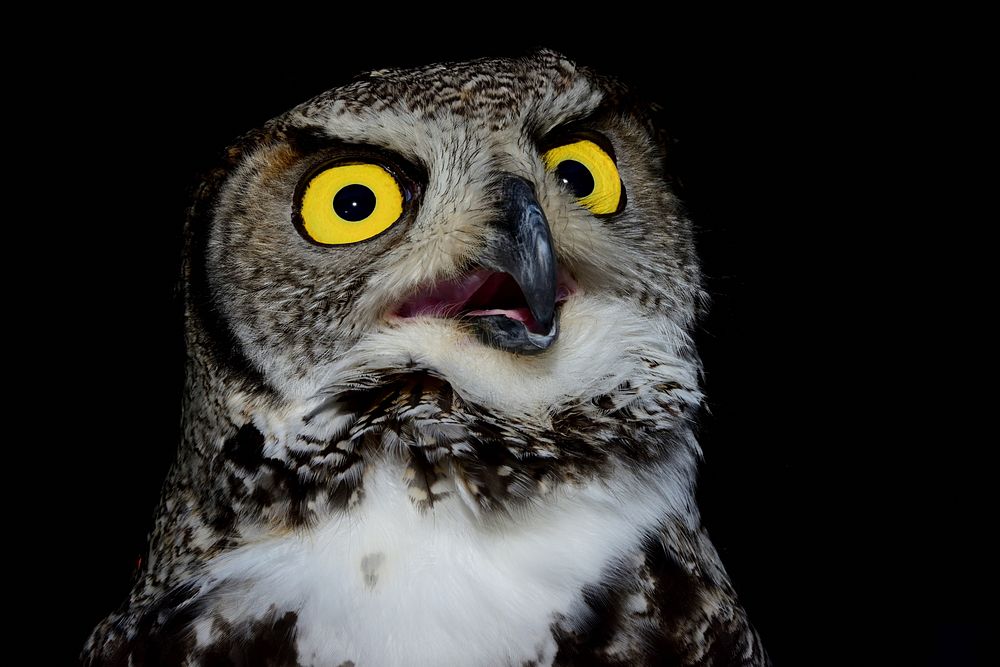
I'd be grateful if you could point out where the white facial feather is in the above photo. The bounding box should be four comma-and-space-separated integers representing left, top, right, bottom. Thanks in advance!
303, 293, 699, 419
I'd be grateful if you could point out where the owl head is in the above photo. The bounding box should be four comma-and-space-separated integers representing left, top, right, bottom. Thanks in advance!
186, 50, 702, 425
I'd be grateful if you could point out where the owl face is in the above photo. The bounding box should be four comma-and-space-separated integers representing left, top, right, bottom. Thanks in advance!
195, 51, 700, 415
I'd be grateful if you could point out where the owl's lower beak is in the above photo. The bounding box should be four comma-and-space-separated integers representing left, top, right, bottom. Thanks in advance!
475, 176, 559, 354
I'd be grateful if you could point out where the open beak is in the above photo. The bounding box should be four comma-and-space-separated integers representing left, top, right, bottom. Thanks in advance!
392, 175, 569, 355
473, 176, 559, 354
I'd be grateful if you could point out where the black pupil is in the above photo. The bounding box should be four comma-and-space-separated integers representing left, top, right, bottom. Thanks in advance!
555, 160, 594, 198
333, 184, 377, 221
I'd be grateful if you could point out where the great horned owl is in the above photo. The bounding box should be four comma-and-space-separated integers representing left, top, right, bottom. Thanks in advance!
84, 50, 767, 666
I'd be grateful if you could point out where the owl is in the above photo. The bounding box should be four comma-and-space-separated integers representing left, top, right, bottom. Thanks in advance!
83, 50, 767, 666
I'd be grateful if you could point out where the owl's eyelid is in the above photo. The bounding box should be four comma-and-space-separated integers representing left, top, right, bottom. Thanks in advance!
536, 123, 619, 164
283, 127, 428, 187
299, 150, 425, 190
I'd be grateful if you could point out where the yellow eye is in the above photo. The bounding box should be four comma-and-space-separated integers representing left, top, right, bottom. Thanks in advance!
542, 139, 622, 215
297, 163, 405, 245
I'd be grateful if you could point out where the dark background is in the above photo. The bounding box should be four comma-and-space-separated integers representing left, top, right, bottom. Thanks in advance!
46, 24, 979, 666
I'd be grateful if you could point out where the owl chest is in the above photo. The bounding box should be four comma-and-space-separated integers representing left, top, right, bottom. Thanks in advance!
201, 463, 660, 667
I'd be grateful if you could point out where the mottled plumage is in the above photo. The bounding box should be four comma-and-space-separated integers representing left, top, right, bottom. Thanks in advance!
84, 50, 767, 666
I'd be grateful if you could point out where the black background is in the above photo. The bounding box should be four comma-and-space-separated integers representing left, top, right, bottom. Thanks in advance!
46, 23, 979, 666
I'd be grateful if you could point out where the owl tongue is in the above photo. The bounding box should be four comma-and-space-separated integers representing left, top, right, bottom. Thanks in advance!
462, 271, 541, 331
465, 306, 536, 327
393, 269, 573, 335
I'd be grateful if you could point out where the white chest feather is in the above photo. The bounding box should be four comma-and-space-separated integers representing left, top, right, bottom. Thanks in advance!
200, 463, 679, 667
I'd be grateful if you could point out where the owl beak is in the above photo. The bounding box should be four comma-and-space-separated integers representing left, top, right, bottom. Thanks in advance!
475, 176, 559, 354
